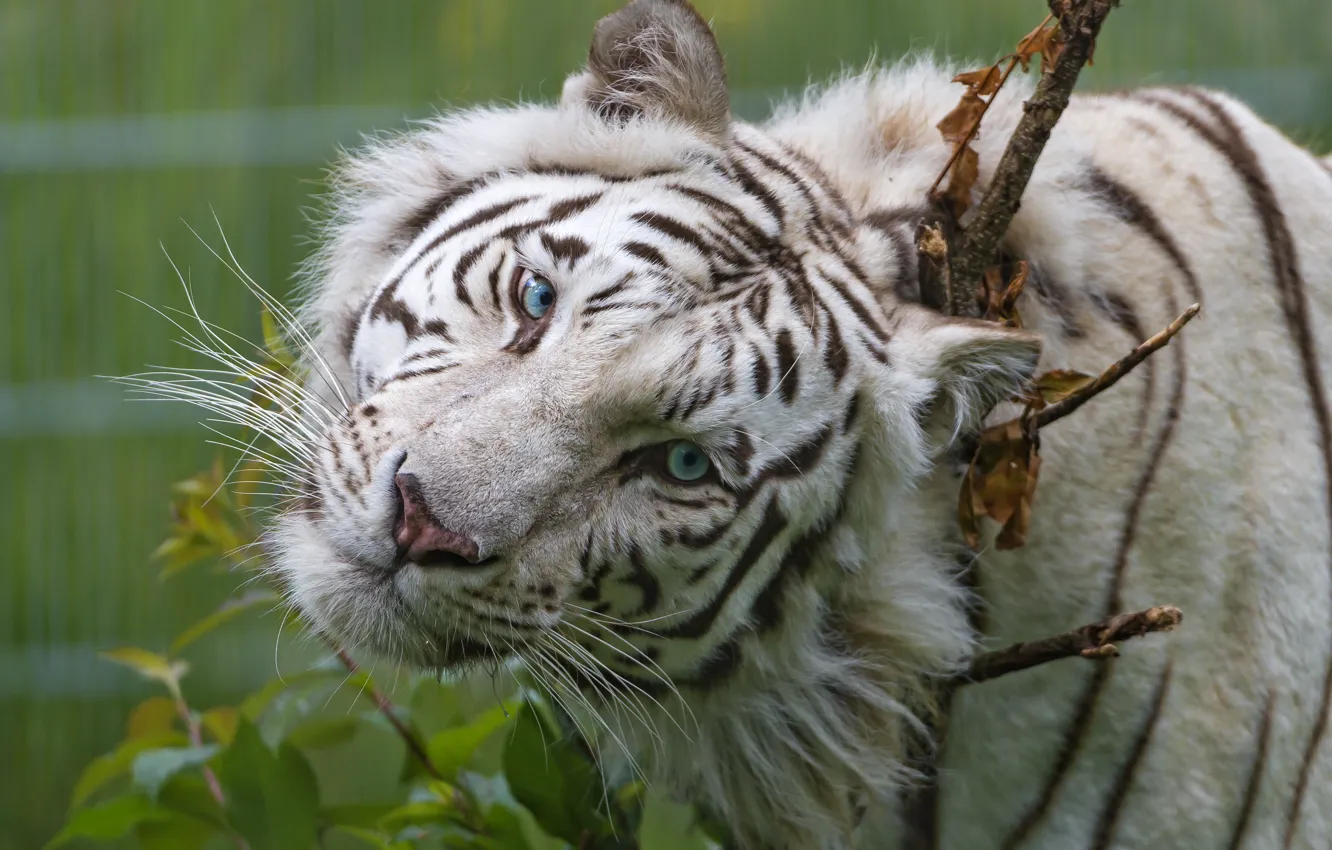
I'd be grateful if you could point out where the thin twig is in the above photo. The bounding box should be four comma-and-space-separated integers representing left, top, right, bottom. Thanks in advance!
334, 648, 444, 781
1032, 303, 1200, 430
961, 605, 1184, 685
946, 0, 1119, 316
927, 56, 1023, 199
173, 695, 250, 850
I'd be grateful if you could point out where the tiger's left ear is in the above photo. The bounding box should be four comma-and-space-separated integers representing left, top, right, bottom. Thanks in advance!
562, 0, 730, 143
886, 308, 1043, 441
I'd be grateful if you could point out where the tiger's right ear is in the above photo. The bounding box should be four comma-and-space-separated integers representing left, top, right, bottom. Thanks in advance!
562, 0, 730, 143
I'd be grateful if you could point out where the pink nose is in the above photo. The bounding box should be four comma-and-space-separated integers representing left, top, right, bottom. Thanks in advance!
393, 472, 482, 566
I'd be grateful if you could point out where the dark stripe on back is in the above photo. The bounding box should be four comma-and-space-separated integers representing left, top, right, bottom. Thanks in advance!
1001, 151, 1200, 850
1227, 689, 1276, 850
1090, 662, 1174, 850
1083, 165, 1202, 301
1140, 88, 1332, 847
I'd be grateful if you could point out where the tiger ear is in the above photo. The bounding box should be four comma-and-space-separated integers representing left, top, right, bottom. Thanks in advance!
886, 308, 1043, 443
562, 0, 730, 142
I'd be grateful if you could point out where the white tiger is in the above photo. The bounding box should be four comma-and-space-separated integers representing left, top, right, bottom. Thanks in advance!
185, 0, 1332, 847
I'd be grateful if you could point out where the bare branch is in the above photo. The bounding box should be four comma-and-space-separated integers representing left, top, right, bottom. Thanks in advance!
334, 648, 444, 781
922, 0, 1121, 317
961, 605, 1184, 685
1033, 303, 1200, 430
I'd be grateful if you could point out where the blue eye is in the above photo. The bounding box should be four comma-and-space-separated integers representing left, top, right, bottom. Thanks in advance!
520, 272, 556, 320
665, 441, 711, 483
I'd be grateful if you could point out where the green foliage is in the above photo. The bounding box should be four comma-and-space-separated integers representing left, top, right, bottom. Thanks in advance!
54, 328, 723, 848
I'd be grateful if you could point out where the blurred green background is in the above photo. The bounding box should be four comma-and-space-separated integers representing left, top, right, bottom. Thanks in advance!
1, 0, 1329, 846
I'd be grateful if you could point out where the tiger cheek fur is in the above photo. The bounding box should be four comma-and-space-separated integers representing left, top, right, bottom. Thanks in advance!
245, 0, 1332, 848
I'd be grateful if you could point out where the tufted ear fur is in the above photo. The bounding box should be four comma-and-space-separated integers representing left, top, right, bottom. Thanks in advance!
562, 0, 730, 142
886, 307, 1043, 445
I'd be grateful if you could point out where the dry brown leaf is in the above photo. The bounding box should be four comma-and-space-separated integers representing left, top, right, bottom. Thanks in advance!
952, 65, 1004, 97
957, 419, 1042, 550
1016, 18, 1062, 73
936, 89, 986, 144
980, 260, 1029, 327
1033, 369, 1095, 404
940, 144, 980, 218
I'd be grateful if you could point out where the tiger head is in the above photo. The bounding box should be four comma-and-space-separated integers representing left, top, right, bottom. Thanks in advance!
270, 0, 1039, 836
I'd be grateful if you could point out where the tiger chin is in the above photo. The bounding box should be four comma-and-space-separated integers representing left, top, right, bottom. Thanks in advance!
247, 1, 1332, 848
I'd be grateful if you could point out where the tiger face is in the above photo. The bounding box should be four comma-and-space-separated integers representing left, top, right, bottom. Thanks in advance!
274, 0, 1039, 705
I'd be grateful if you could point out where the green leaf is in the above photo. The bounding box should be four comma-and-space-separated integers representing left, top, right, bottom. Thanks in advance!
638, 790, 711, 850
241, 666, 371, 719
213, 717, 321, 850
127, 696, 180, 740
260, 306, 296, 370
202, 706, 240, 745
410, 678, 463, 738
155, 774, 227, 828
426, 702, 517, 780
46, 795, 172, 848
501, 703, 606, 846
171, 589, 279, 653
131, 746, 220, 801
331, 825, 398, 849
134, 813, 218, 850
99, 647, 190, 698
69, 731, 189, 810
285, 716, 362, 750
377, 801, 462, 833
322, 804, 401, 830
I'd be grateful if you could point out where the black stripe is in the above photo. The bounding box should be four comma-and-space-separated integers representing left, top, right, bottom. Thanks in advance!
394, 181, 483, 246
1001, 149, 1201, 850
820, 267, 891, 342
1090, 662, 1174, 850
586, 274, 633, 306
367, 279, 420, 337
750, 344, 771, 398
775, 329, 800, 404
540, 232, 591, 266
382, 363, 459, 385
1082, 165, 1202, 301
547, 192, 603, 222
452, 243, 485, 310
623, 241, 669, 269
753, 465, 853, 633
1227, 690, 1276, 850
657, 498, 788, 640
620, 545, 661, 618
631, 210, 714, 257
687, 639, 744, 689
823, 311, 849, 386
729, 157, 785, 227
405, 194, 536, 282
1142, 89, 1332, 847
487, 257, 505, 310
